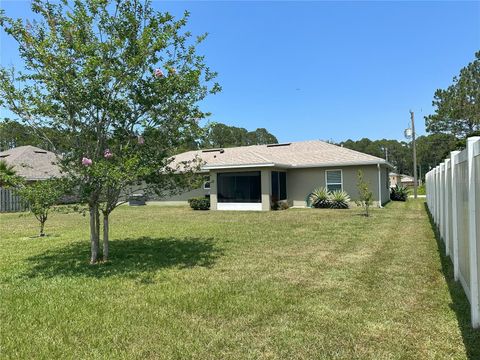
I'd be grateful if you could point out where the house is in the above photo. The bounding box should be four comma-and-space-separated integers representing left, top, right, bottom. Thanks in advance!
168, 140, 392, 211
389, 172, 419, 188
389, 172, 402, 188
0, 145, 61, 181
0, 146, 62, 212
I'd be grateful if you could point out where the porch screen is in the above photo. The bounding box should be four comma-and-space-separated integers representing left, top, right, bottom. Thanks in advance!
217, 171, 261, 203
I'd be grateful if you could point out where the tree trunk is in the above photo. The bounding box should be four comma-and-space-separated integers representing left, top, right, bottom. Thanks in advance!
89, 205, 99, 264
96, 209, 101, 258
103, 213, 109, 262
39, 220, 45, 237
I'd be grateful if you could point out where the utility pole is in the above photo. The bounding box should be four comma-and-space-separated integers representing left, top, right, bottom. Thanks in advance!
410, 110, 418, 199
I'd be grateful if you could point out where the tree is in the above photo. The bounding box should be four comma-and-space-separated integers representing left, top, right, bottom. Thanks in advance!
0, 0, 219, 263
416, 133, 458, 177
425, 51, 480, 138
202, 123, 278, 148
355, 170, 373, 217
340, 138, 412, 175
15, 179, 64, 237
0, 119, 72, 152
246, 128, 278, 145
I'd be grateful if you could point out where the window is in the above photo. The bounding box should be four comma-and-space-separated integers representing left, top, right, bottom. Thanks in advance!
203, 175, 210, 190
217, 171, 261, 203
271, 171, 287, 200
326, 170, 342, 191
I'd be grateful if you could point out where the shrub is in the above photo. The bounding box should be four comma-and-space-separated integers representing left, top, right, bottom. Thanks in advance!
329, 190, 350, 209
272, 200, 289, 211
308, 187, 351, 209
188, 197, 210, 210
416, 184, 426, 195
355, 170, 374, 217
390, 185, 408, 201
308, 187, 331, 208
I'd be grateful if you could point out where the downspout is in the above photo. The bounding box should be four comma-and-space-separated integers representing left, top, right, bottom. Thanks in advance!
377, 163, 383, 208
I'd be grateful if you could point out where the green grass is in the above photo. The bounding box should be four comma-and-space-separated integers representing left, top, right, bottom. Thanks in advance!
0, 200, 478, 359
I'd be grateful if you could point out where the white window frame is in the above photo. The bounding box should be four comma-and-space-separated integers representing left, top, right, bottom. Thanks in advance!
325, 169, 343, 191
203, 175, 211, 190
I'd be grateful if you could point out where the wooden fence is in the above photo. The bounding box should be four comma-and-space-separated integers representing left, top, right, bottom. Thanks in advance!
426, 136, 480, 328
0, 187, 27, 213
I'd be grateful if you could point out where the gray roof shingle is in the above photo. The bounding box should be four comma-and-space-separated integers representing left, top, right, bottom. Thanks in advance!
0, 146, 61, 180
172, 140, 388, 170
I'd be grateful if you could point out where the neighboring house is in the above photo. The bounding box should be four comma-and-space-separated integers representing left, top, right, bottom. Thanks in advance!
389, 172, 402, 188
0, 145, 61, 181
0, 146, 61, 212
389, 172, 420, 188
168, 140, 392, 211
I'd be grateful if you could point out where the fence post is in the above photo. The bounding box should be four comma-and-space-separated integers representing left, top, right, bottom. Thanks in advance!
436, 165, 440, 225
444, 159, 450, 256
467, 137, 480, 328
440, 162, 446, 241
451, 151, 461, 282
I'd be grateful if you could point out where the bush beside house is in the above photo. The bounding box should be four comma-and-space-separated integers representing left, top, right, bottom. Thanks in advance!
188, 197, 210, 210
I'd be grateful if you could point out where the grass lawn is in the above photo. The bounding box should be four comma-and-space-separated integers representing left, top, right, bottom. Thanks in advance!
0, 200, 479, 359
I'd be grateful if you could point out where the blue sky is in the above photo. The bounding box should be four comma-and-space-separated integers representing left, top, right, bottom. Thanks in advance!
1, 1, 479, 143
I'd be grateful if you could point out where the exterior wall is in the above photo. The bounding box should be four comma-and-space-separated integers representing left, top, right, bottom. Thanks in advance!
261, 169, 272, 211
389, 174, 401, 188
127, 181, 209, 204
287, 165, 389, 207
381, 166, 390, 204
210, 172, 218, 210
153, 164, 391, 210
157, 187, 208, 202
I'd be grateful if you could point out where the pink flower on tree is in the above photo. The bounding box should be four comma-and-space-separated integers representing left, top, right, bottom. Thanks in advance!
104, 149, 113, 159
154, 68, 164, 78
82, 157, 92, 166
137, 136, 145, 145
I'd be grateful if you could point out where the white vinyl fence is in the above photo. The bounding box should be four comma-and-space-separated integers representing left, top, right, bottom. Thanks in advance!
426, 136, 480, 328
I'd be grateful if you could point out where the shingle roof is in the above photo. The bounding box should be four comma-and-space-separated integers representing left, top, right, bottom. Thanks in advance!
172, 140, 389, 171
0, 146, 61, 180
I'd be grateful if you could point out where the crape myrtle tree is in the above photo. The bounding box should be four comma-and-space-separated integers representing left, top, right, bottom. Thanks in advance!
0, 0, 220, 263
15, 179, 65, 237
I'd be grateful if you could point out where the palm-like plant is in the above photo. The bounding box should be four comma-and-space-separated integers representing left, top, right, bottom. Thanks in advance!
308, 187, 331, 208
0, 160, 19, 187
329, 190, 351, 209
390, 185, 409, 201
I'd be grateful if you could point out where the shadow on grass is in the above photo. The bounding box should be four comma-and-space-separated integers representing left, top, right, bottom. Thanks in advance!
424, 203, 480, 359
24, 236, 221, 280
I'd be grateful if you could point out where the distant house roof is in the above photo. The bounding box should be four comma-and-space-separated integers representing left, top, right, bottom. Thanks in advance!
400, 175, 414, 182
0, 146, 61, 180
389, 172, 414, 182
172, 140, 390, 171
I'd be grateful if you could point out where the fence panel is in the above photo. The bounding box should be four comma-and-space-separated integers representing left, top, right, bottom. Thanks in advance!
0, 188, 27, 213
426, 136, 480, 328
446, 160, 453, 256
456, 158, 470, 297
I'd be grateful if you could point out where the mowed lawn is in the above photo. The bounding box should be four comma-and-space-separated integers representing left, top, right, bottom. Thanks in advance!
1, 200, 479, 359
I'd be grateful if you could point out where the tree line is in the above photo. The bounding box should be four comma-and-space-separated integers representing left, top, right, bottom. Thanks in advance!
0, 119, 278, 153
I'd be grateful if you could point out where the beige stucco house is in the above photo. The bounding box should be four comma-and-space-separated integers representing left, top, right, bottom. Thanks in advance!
168, 140, 391, 211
